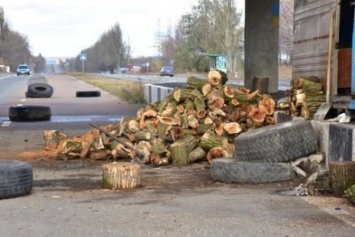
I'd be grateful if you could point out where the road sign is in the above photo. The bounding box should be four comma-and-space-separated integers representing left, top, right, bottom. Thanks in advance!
80, 53, 87, 61
216, 56, 227, 73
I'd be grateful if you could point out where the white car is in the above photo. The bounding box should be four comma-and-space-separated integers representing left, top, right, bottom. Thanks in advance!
16, 64, 30, 76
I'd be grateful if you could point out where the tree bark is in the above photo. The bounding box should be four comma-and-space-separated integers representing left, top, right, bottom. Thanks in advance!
329, 161, 355, 197
171, 135, 198, 167
186, 76, 208, 91
102, 162, 141, 189
188, 147, 206, 163
200, 130, 229, 151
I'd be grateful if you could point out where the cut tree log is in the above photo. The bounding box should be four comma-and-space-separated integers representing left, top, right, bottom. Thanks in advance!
259, 95, 276, 115
171, 135, 198, 167
43, 130, 67, 150
223, 122, 242, 135
173, 88, 193, 103
207, 89, 225, 110
188, 147, 206, 163
186, 76, 208, 91
208, 69, 228, 85
329, 161, 355, 197
42, 68, 278, 165
200, 130, 229, 151
134, 130, 151, 142
206, 146, 230, 164
102, 162, 141, 189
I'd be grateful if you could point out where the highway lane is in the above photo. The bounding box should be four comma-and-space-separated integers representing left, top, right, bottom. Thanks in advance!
0, 74, 141, 129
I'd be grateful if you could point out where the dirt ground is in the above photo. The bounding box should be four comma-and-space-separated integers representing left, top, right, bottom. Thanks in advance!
3, 121, 355, 229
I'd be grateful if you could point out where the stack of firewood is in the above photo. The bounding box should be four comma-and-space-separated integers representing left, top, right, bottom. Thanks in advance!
44, 69, 276, 166
279, 76, 325, 119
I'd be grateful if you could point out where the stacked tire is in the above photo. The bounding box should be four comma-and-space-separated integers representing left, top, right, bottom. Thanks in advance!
211, 119, 319, 184
9, 75, 53, 122
25, 83, 54, 98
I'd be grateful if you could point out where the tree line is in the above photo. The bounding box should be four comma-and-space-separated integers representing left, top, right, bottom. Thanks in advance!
68, 23, 129, 73
0, 7, 46, 73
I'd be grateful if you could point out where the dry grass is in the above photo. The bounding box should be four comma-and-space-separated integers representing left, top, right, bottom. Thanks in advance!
68, 73, 145, 104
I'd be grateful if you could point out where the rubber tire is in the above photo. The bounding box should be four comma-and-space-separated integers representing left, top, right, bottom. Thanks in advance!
210, 158, 296, 184
235, 119, 318, 163
76, 91, 101, 97
9, 105, 51, 122
0, 160, 33, 199
27, 83, 53, 98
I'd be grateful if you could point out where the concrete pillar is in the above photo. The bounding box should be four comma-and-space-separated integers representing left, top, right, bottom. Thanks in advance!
245, 0, 279, 93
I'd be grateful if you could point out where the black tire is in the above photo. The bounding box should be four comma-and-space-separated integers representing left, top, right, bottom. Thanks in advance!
27, 83, 53, 98
0, 160, 33, 199
8, 105, 51, 122
210, 158, 296, 184
76, 91, 101, 97
235, 119, 318, 163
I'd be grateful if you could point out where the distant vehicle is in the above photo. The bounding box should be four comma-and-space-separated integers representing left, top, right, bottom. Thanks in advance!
119, 67, 129, 73
16, 64, 30, 76
159, 66, 174, 77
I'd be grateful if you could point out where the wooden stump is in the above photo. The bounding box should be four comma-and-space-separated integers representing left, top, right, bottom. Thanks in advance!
253, 76, 269, 94
43, 130, 66, 150
102, 162, 141, 189
329, 161, 355, 197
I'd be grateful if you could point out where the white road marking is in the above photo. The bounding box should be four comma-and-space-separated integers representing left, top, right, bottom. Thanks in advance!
17, 104, 23, 106
1, 121, 11, 127
21, 99, 26, 102
0, 75, 13, 80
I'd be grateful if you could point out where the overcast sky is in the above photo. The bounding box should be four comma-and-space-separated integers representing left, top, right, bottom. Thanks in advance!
1, 0, 244, 58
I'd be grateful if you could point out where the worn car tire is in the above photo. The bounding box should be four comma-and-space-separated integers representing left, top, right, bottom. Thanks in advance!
0, 160, 33, 199
210, 158, 296, 184
235, 119, 318, 163
27, 83, 53, 98
9, 105, 51, 122
76, 91, 101, 97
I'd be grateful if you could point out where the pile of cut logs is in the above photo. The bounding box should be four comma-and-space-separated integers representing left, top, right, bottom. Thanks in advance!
279, 76, 325, 119
44, 69, 276, 166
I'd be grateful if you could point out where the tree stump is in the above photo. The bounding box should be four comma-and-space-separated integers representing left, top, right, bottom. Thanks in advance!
102, 162, 141, 189
329, 161, 355, 197
253, 76, 269, 94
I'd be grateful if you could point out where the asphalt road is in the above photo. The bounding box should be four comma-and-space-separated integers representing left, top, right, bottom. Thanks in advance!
1, 160, 355, 237
1, 73, 355, 236
0, 74, 141, 128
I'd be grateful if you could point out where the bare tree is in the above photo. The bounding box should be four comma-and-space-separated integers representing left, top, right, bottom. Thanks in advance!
172, 0, 243, 74
213, 0, 243, 78
0, 7, 9, 41
74, 23, 126, 73
33, 53, 46, 73
1, 31, 31, 70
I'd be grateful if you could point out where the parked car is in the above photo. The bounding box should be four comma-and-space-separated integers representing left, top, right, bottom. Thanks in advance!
16, 64, 30, 76
159, 66, 174, 77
